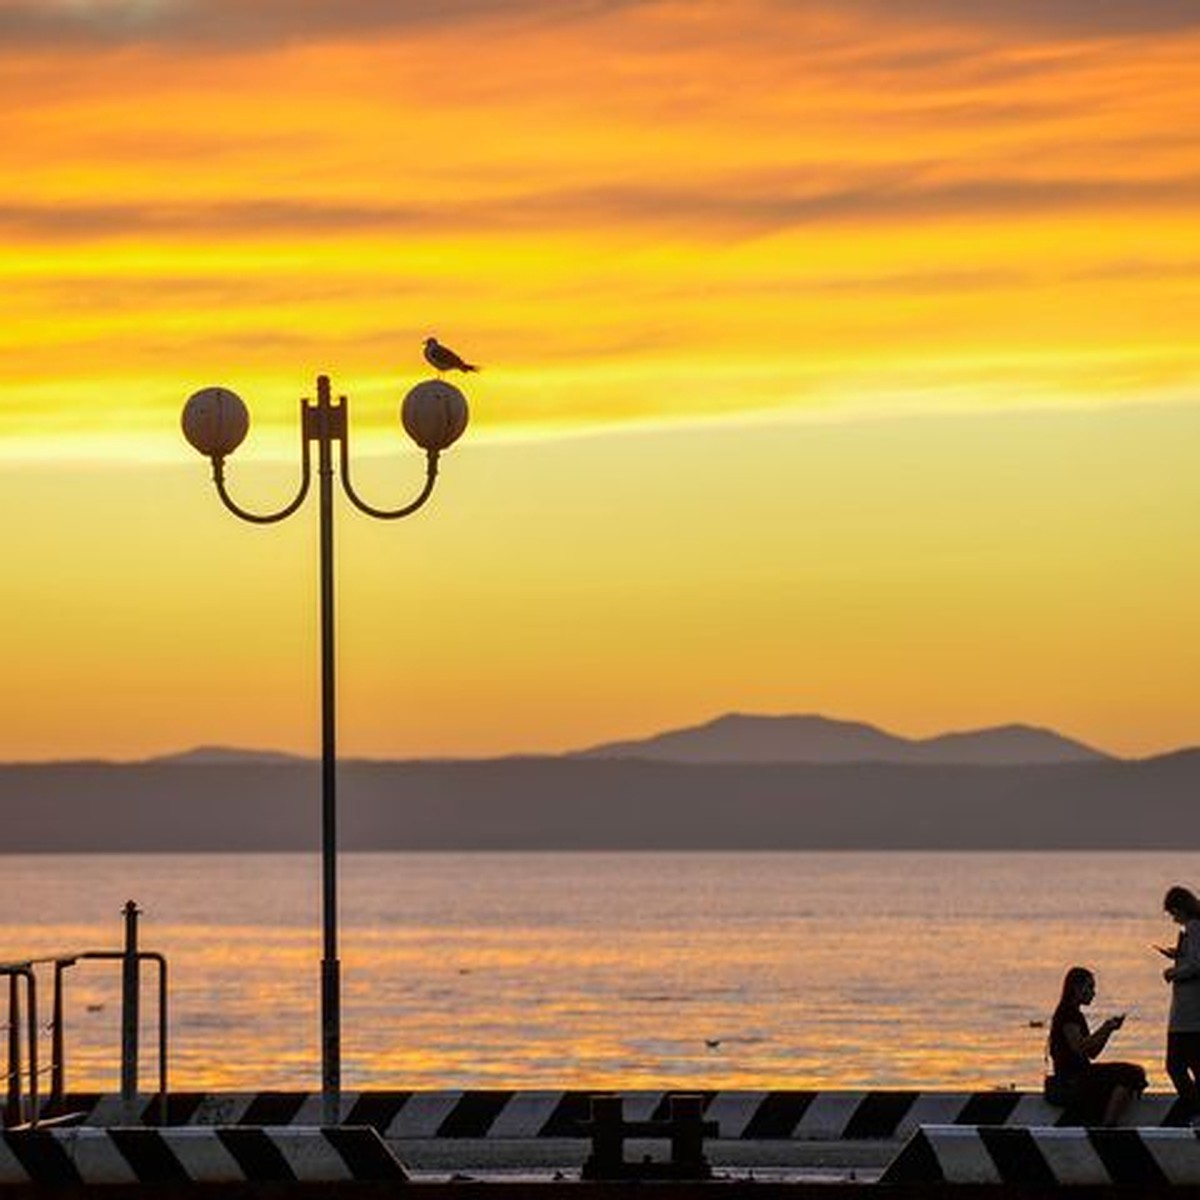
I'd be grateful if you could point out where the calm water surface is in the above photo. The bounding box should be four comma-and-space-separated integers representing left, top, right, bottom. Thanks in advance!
2, 852, 1197, 1093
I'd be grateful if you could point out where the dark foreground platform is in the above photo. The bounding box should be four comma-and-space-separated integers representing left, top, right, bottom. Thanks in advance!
6, 1097, 1200, 1193
7, 1181, 1200, 1200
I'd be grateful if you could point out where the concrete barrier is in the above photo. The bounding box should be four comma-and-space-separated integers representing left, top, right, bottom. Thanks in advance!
881, 1125, 1200, 1187
0, 1126, 406, 1186
46, 1089, 1187, 1139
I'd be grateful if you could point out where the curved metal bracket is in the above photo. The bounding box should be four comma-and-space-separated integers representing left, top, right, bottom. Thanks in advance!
211, 434, 312, 525
338, 426, 439, 520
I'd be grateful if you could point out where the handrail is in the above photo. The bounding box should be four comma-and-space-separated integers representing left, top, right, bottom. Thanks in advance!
3, 903, 168, 1128
1, 967, 35, 1126
74, 950, 169, 1125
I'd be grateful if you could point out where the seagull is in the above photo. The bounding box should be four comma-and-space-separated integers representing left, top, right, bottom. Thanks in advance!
423, 336, 480, 374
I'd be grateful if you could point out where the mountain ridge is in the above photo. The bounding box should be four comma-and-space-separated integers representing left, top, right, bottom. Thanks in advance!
18, 712, 1150, 769
572, 712, 1114, 765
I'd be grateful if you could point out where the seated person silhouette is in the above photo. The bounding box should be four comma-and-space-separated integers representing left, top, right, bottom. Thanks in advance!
1047, 966, 1146, 1126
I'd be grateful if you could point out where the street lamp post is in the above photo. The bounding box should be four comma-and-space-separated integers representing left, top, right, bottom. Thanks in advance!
181, 372, 468, 1124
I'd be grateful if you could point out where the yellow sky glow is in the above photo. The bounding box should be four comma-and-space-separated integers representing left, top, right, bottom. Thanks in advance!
2, 1, 1198, 759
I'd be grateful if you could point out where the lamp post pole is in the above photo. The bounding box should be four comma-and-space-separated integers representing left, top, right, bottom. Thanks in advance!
183, 372, 469, 1124
314, 379, 341, 1110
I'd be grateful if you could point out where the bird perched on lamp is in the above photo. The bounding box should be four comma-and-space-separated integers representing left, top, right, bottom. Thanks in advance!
423, 336, 480, 374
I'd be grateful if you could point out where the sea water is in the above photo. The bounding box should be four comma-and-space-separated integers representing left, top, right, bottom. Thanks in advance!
1, 851, 1196, 1092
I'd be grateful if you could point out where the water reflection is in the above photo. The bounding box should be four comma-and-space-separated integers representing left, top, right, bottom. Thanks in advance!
2, 851, 1197, 1091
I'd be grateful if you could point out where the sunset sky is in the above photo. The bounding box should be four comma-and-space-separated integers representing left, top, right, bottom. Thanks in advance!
3, 0, 1199, 760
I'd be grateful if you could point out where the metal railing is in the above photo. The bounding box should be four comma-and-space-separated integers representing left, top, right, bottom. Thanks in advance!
2, 900, 167, 1128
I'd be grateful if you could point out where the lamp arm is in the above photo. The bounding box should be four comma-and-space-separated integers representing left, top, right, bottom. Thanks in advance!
338, 431, 439, 520
211, 441, 313, 525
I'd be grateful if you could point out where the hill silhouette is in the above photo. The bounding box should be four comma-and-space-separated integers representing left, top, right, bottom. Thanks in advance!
0, 731, 1197, 852
146, 746, 309, 766
574, 713, 1109, 765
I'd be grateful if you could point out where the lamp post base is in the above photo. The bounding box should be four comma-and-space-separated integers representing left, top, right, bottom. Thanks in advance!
321, 956, 341, 1126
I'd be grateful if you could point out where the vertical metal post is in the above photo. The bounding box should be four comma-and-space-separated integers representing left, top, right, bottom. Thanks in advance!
154, 956, 169, 1125
50, 961, 67, 1110
6, 973, 20, 1125
583, 1095, 625, 1179
314, 375, 341, 1126
24, 973, 38, 1128
120, 900, 140, 1120
669, 1094, 708, 1172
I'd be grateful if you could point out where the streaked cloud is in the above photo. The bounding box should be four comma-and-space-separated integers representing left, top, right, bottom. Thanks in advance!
0, 0, 635, 47
3, 0, 1198, 51
3, 171, 1200, 243
2, 0, 1198, 438
846, 0, 1200, 36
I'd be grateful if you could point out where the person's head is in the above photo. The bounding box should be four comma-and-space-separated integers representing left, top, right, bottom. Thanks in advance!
1163, 885, 1200, 924
1060, 966, 1095, 1008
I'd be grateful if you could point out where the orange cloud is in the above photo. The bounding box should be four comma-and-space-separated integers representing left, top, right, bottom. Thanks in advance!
0, 1, 1197, 439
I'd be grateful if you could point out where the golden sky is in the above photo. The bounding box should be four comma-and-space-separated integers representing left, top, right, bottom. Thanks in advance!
2, 0, 1199, 759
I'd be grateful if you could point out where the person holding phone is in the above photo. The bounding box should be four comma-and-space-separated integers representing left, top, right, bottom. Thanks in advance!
1157, 885, 1200, 1124
1047, 966, 1146, 1126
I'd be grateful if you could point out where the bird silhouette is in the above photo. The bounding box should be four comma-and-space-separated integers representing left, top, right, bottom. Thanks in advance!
424, 337, 479, 374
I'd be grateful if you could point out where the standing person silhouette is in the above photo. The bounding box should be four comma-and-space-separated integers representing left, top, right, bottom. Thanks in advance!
1048, 966, 1146, 1126
1155, 885, 1200, 1125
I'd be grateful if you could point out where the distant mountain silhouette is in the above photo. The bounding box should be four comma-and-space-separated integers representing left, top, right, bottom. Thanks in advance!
147, 746, 311, 766
574, 712, 1111, 765
2, 751, 1199, 851
6, 713, 1195, 853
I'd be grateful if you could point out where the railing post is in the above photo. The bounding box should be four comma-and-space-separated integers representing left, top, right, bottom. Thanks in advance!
50, 961, 69, 1111
120, 901, 141, 1121
146, 953, 169, 1126
24, 972, 38, 1129
5, 973, 20, 1126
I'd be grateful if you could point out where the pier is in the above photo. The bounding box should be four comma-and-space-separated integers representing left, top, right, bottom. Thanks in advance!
7, 911, 1200, 1194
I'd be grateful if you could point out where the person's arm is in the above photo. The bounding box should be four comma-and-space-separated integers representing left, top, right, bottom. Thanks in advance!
1060, 1015, 1121, 1061
1165, 920, 1200, 983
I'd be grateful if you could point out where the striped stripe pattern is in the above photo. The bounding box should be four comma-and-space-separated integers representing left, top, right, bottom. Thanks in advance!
0, 1126, 407, 1185
882, 1125, 1200, 1186
48, 1090, 1186, 1140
